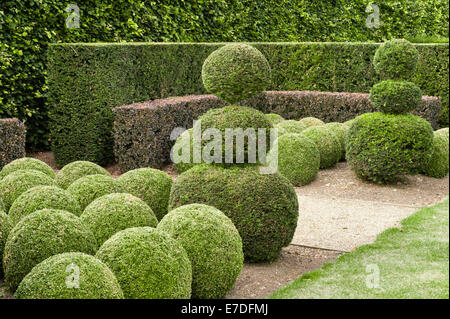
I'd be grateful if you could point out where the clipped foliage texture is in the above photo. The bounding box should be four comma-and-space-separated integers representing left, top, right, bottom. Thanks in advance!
325, 122, 349, 161
56, 161, 110, 189
0, 157, 55, 180
370, 80, 423, 114
265, 113, 285, 125
0, 210, 11, 277
299, 117, 325, 127
0, 119, 26, 170
302, 126, 342, 169
275, 120, 307, 136
421, 132, 449, 178
172, 128, 195, 174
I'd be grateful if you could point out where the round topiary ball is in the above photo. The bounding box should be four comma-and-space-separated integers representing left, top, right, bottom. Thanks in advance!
265, 113, 285, 125
343, 118, 356, 128
116, 168, 173, 221
158, 204, 243, 299
325, 122, 349, 161
435, 127, 449, 141
8, 186, 82, 230
202, 43, 271, 103
373, 39, 419, 80
299, 117, 325, 128
370, 80, 422, 114
15, 252, 123, 299
172, 128, 195, 174
0, 157, 55, 180
66, 174, 120, 211
81, 193, 158, 248
56, 161, 110, 189
0, 210, 11, 277
3, 209, 97, 291
96, 227, 192, 299
346, 112, 433, 183
169, 165, 299, 262
0, 169, 55, 212
275, 120, 307, 136
269, 133, 320, 186
302, 126, 342, 169
421, 132, 449, 178
195, 105, 273, 166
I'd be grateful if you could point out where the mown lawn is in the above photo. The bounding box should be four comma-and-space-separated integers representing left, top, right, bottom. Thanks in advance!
270, 197, 449, 299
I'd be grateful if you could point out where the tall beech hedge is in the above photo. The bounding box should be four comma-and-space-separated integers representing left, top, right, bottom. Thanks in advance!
48, 42, 448, 167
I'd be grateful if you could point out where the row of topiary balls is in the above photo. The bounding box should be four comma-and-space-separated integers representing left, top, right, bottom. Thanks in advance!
0, 158, 244, 299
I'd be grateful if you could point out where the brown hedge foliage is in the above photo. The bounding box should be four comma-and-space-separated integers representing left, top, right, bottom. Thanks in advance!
0, 119, 26, 170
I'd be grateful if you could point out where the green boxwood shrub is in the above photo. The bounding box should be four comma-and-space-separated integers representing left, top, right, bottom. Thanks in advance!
56, 161, 110, 189
66, 174, 120, 211
8, 186, 82, 232
421, 132, 449, 178
343, 118, 356, 128
325, 122, 349, 161
201, 43, 271, 103
3, 209, 97, 291
302, 126, 342, 169
0, 169, 55, 212
270, 133, 320, 186
195, 105, 273, 166
373, 39, 419, 80
346, 112, 433, 183
265, 113, 285, 125
15, 252, 123, 299
435, 127, 449, 141
275, 120, 307, 136
169, 165, 299, 262
0, 157, 55, 180
172, 128, 195, 174
299, 117, 325, 128
96, 227, 192, 299
158, 204, 243, 299
0, 210, 11, 277
81, 193, 158, 248
370, 80, 422, 114
116, 168, 173, 221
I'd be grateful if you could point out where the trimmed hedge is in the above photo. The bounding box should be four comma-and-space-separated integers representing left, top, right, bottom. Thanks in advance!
421, 132, 449, 178
0, 119, 26, 170
114, 92, 441, 171
50, 42, 448, 167
15, 252, 123, 299
0, 157, 55, 180
56, 161, 110, 189
169, 165, 299, 262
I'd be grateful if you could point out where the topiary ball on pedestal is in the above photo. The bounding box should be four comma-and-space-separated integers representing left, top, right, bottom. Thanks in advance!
202, 43, 271, 104
421, 132, 449, 178
56, 161, 110, 189
346, 112, 433, 183
158, 204, 243, 299
0, 157, 55, 180
302, 126, 342, 169
370, 80, 422, 114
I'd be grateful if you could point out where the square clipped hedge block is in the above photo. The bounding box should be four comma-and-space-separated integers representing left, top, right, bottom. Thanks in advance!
0, 118, 26, 170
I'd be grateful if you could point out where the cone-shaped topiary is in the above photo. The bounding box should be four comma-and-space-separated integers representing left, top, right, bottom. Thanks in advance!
0, 157, 55, 180
3, 209, 97, 291
202, 43, 271, 103
66, 174, 120, 211
0, 210, 11, 277
302, 126, 342, 169
172, 128, 195, 174
0, 169, 55, 212
370, 80, 422, 114
116, 168, 172, 221
373, 39, 419, 80
325, 122, 349, 161
275, 120, 307, 136
265, 113, 285, 125
56, 161, 110, 189
15, 252, 124, 299
96, 227, 192, 299
346, 112, 433, 183
269, 133, 320, 186
169, 165, 299, 262
299, 117, 325, 128
81, 193, 158, 248
421, 132, 449, 178
158, 204, 243, 299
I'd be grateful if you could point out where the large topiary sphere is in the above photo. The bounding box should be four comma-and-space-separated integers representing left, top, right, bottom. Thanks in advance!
325, 122, 349, 161
346, 112, 433, 183
158, 204, 243, 299
299, 117, 325, 128
435, 127, 449, 141
265, 113, 285, 126
67, 174, 120, 211
373, 39, 419, 80
3, 209, 97, 291
0, 210, 11, 277
0, 157, 56, 180
8, 186, 82, 230
15, 252, 123, 299
269, 133, 320, 186
275, 120, 307, 136
172, 128, 195, 174
370, 80, 422, 114
195, 105, 273, 166
96, 227, 192, 299
116, 168, 172, 221
81, 193, 158, 248
169, 165, 299, 262
0, 169, 55, 212
302, 126, 342, 169
201, 43, 271, 103
421, 132, 449, 178
56, 161, 110, 189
